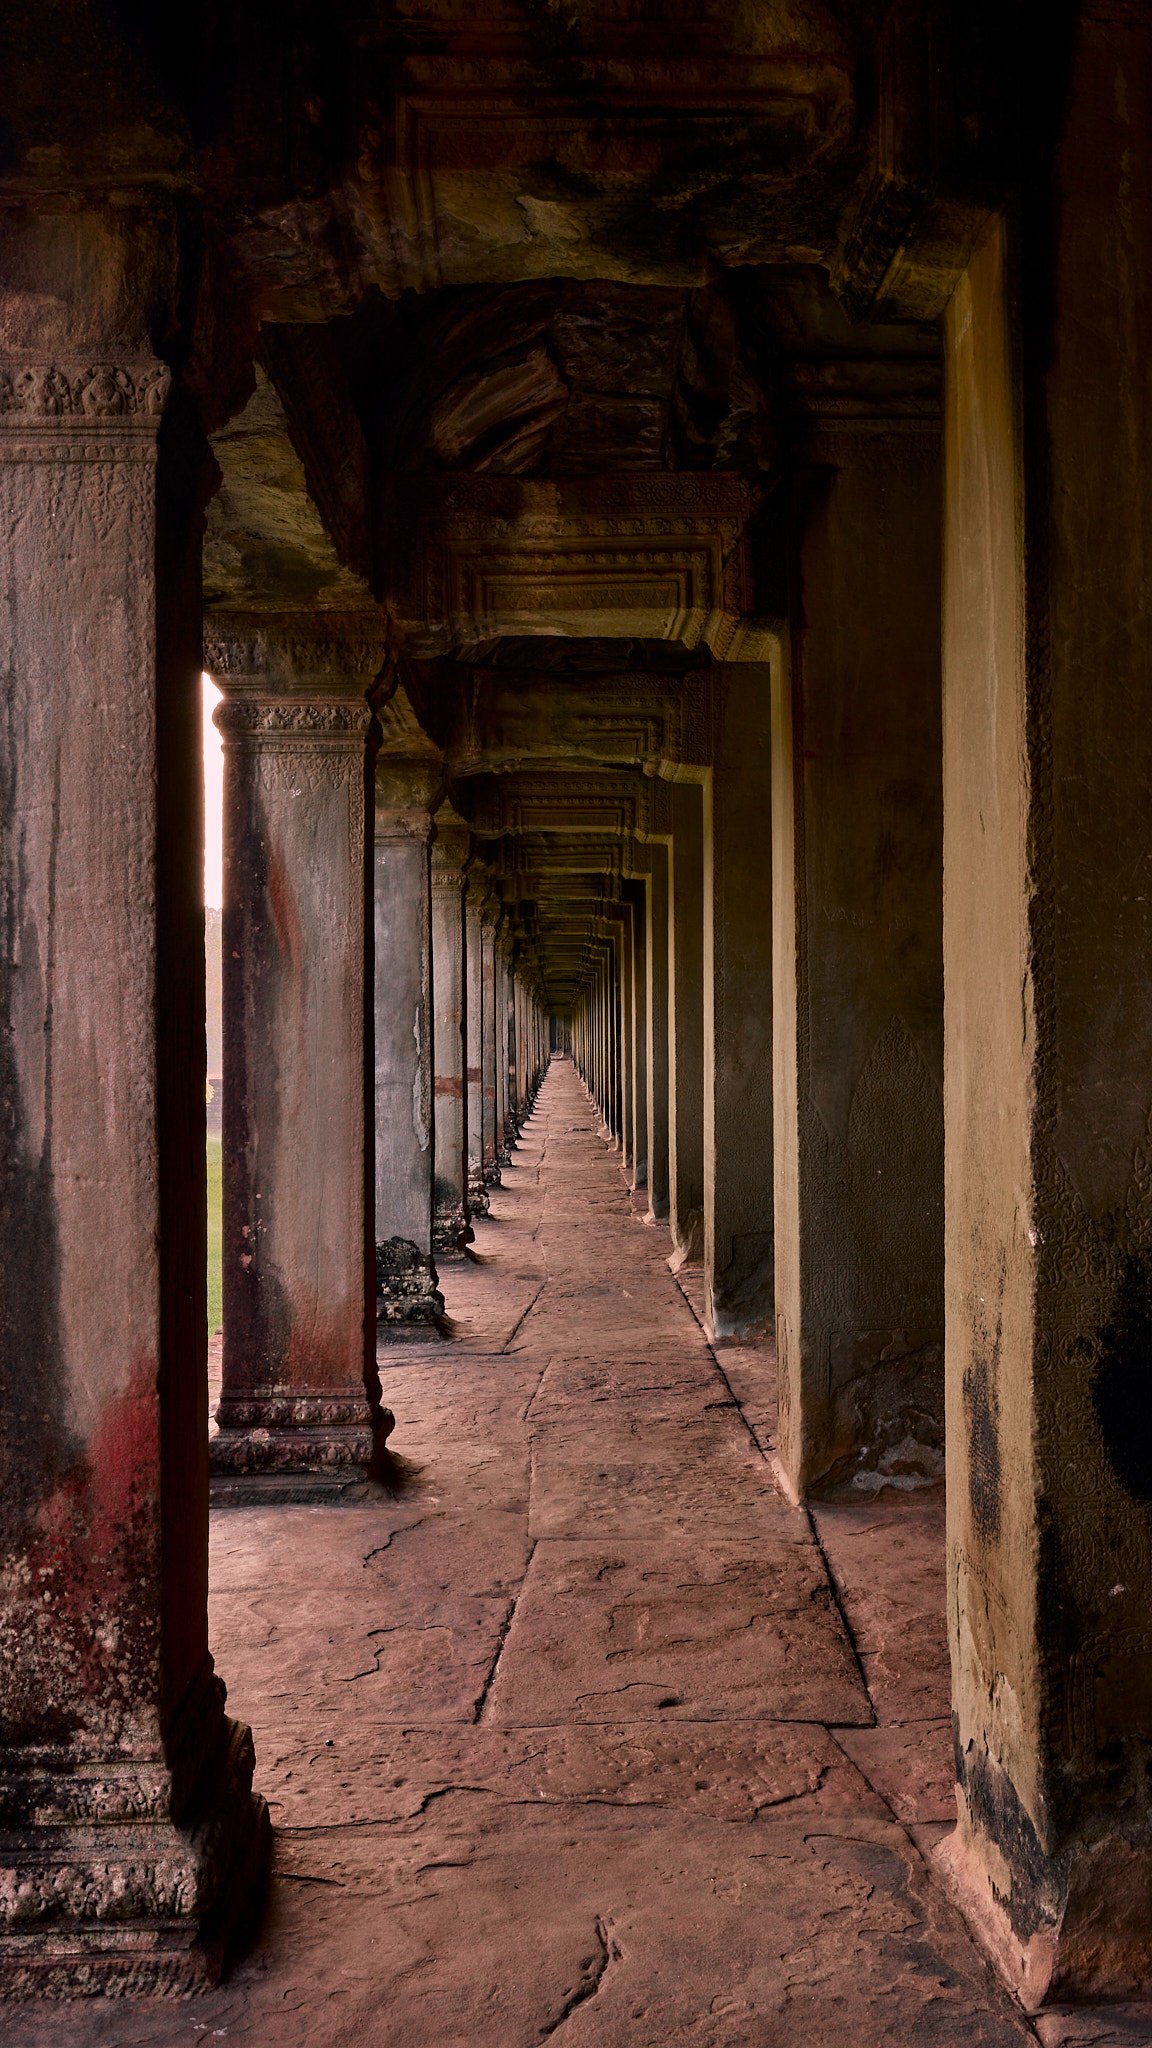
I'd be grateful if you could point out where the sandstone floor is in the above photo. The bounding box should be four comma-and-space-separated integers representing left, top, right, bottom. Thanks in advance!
6, 1059, 1151, 2046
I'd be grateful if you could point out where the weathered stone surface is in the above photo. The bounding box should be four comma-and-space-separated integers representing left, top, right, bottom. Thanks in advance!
486, 1537, 870, 1728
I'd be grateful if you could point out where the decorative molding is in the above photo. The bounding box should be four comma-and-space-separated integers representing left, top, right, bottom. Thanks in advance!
0, 359, 170, 423
204, 609, 390, 688
214, 695, 373, 744
385, 474, 760, 659
0, 1698, 268, 1995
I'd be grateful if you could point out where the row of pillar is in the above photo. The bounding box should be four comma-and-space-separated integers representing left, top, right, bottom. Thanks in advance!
4, 28, 1152, 1991
207, 653, 548, 1480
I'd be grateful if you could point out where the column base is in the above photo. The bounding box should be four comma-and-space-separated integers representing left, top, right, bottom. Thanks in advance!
482, 1162, 502, 1189
668, 1208, 705, 1271
210, 1389, 393, 1482
433, 1204, 474, 1254
935, 1809, 1152, 2008
467, 1172, 490, 1218
376, 1239, 445, 1330
0, 1669, 270, 1999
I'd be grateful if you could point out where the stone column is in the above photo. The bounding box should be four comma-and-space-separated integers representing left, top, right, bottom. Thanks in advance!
704, 666, 775, 1342
465, 867, 489, 1216
626, 878, 649, 1191
506, 943, 520, 1141
939, 30, 1152, 1998
481, 897, 501, 1186
374, 740, 444, 1329
607, 928, 624, 1148
210, 616, 389, 1479
0, 232, 266, 1988
630, 847, 670, 1221
619, 903, 635, 1179
773, 428, 943, 1497
431, 802, 472, 1253
668, 780, 706, 1269
496, 925, 514, 1166
515, 971, 528, 1121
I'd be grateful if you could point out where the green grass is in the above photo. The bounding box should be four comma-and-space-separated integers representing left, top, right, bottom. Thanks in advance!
207, 1135, 223, 1336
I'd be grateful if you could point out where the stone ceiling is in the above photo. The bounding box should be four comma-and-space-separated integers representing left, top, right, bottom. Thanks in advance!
3, 0, 1002, 1010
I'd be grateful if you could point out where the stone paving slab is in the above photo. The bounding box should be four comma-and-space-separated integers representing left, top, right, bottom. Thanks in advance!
485, 1537, 873, 1725
243, 1718, 890, 1830
0, 1803, 1036, 2047
835, 1719, 956, 1825
528, 1419, 797, 1540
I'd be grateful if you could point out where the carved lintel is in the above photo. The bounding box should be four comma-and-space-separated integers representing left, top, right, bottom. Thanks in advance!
385, 474, 760, 659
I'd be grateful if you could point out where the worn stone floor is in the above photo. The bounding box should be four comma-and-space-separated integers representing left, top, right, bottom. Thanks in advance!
6, 1058, 1152, 2045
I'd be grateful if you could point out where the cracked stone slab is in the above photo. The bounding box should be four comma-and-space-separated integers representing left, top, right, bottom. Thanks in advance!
834, 1720, 955, 1825
210, 1501, 433, 1590
527, 1353, 735, 1418
812, 1492, 949, 1723
247, 1719, 890, 1831
484, 1539, 873, 1726
713, 1344, 779, 1453
528, 1416, 797, 1540
211, 1584, 514, 1726
2, 1803, 1036, 2047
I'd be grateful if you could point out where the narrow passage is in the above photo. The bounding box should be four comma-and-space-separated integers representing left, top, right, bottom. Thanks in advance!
18, 1063, 1045, 2045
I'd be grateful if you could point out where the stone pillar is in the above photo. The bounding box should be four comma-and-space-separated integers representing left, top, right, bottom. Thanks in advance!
668, 781, 706, 1268
619, 904, 635, 1179
481, 899, 501, 1186
632, 847, 670, 1221
773, 427, 943, 1497
496, 926, 513, 1165
506, 944, 519, 1140
608, 930, 624, 1147
626, 878, 649, 1191
939, 28, 1152, 1998
0, 231, 266, 1988
210, 616, 389, 1478
704, 666, 775, 1342
374, 741, 444, 1329
465, 867, 489, 1216
431, 802, 472, 1253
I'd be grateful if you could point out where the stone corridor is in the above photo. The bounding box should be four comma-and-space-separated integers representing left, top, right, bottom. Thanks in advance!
5, 1060, 1145, 2047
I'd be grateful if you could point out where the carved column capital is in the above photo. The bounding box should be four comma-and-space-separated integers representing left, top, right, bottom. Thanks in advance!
213, 690, 375, 753
0, 356, 171, 464
374, 758, 442, 841
431, 801, 472, 886
204, 609, 390, 697
465, 862, 491, 915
